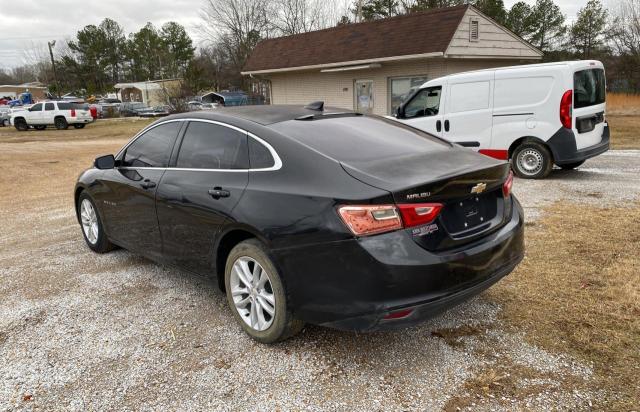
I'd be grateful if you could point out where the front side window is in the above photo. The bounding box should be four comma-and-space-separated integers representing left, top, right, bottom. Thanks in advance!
45, 103, 55, 111
176, 122, 248, 169
403, 86, 442, 119
389, 76, 428, 115
574, 69, 606, 109
30, 103, 42, 112
122, 122, 181, 167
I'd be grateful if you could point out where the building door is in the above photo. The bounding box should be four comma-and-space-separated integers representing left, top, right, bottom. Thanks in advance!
354, 80, 374, 114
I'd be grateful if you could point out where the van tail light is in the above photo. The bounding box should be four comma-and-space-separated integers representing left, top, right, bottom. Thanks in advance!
503, 170, 514, 198
71, 109, 76, 117
560, 90, 572, 129
338, 203, 443, 236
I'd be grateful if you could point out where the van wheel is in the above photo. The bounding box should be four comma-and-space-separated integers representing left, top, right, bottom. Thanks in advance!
224, 239, 304, 344
559, 160, 585, 170
54, 117, 68, 130
512, 142, 553, 179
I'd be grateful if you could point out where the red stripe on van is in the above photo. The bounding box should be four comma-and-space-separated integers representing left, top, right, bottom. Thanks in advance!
478, 149, 509, 160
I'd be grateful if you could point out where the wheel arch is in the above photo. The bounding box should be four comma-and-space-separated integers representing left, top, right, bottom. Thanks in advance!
508, 136, 554, 162
74, 185, 87, 223
214, 225, 268, 291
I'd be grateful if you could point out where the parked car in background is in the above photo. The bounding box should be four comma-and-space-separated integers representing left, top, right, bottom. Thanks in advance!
11, 101, 94, 131
75, 104, 524, 343
0, 107, 10, 127
394, 60, 609, 179
119, 102, 147, 117
136, 105, 173, 118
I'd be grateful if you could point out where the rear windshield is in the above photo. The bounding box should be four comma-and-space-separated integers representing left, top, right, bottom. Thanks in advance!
574, 68, 606, 108
271, 116, 450, 163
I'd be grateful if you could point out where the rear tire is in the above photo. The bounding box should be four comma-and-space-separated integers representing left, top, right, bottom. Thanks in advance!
73, 123, 86, 129
224, 239, 304, 343
511, 142, 553, 179
14, 119, 28, 131
77, 192, 115, 253
54, 117, 68, 130
559, 160, 585, 170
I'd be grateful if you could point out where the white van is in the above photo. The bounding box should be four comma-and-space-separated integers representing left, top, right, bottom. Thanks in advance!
394, 60, 610, 179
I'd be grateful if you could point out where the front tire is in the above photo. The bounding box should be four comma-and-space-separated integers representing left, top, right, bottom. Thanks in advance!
224, 239, 303, 343
54, 117, 68, 130
14, 119, 28, 131
559, 160, 585, 170
512, 142, 553, 179
78, 193, 115, 253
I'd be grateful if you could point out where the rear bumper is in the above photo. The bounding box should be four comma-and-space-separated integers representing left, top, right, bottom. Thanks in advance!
272, 197, 525, 331
548, 124, 610, 165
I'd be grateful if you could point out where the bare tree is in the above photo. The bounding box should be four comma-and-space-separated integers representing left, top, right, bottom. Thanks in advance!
608, 0, 640, 57
272, 0, 334, 34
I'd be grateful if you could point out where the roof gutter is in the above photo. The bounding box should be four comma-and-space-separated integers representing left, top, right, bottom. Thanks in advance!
241, 52, 444, 75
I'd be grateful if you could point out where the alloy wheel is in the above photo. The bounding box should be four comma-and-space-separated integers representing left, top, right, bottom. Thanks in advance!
516, 148, 543, 176
229, 256, 276, 331
80, 199, 99, 245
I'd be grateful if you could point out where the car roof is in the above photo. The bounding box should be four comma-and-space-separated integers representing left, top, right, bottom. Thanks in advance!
164, 105, 355, 126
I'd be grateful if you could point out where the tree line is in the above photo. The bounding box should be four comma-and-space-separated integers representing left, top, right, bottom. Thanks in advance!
1, 0, 639, 96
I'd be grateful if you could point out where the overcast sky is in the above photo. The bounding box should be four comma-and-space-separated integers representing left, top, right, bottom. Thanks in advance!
0, 0, 597, 70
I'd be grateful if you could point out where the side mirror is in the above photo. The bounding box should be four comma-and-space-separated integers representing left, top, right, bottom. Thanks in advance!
94, 154, 115, 170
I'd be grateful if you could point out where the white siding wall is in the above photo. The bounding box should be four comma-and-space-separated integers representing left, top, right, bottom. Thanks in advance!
269, 58, 516, 116
446, 8, 542, 59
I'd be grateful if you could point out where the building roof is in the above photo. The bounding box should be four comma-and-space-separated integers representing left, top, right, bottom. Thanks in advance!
244, 5, 469, 74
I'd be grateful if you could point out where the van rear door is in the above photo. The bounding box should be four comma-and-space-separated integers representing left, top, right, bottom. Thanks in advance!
442, 71, 494, 151
572, 64, 606, 150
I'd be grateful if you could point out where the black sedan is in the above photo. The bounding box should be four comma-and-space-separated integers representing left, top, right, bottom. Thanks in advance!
75, 104, 524, 343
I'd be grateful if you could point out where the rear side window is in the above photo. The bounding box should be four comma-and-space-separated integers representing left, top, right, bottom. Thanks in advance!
248, 138, 274, 169
176, 122, 248, 169
57, 102, 71, 110
123, 122, 181, 167
574, 69, 606, 108
45, 103, 55, 111
449, 81, 490, 112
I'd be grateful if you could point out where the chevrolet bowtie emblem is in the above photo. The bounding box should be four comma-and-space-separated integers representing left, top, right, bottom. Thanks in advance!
471, 182, 487, 194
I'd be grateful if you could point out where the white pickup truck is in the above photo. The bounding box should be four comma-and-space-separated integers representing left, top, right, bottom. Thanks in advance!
11, 101, 94, 131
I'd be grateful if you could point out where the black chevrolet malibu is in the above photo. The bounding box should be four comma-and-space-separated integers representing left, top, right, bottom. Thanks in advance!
75, 104, 524, 343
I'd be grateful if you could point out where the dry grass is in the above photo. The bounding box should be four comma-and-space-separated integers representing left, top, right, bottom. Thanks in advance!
607, 92, 640, 116
487, 202, 640, 409
0, 117, 153, 144
608, 114, 640, 149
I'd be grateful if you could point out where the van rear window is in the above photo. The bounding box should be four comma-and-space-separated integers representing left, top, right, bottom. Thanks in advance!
574, 69, 605, 108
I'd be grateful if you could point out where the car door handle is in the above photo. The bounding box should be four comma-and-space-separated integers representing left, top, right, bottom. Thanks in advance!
444, 119, 450, 132
208, 187, 230, 199
436, 120, 442, 132
140, 179, 156, 189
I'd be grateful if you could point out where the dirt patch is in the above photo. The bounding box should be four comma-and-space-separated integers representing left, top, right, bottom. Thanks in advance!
488, 202, 640, 409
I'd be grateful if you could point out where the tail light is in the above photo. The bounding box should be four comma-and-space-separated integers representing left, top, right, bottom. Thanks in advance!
560, 90, 572, 129
338, 203, 442, 237
503, 170, 514, 198
71, 109, 76, 117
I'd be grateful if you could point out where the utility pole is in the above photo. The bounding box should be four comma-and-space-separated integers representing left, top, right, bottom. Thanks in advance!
47, 41, 61, 98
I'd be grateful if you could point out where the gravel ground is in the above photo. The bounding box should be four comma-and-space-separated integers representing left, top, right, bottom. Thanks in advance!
1, 133, 638, 411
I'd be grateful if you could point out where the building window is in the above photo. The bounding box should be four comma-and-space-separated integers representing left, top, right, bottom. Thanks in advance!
470, 20, 479, 41
388, 76, 429, 115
